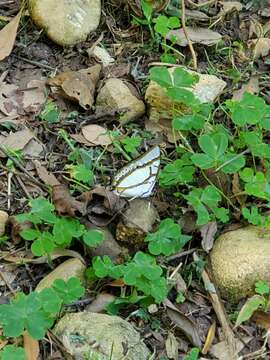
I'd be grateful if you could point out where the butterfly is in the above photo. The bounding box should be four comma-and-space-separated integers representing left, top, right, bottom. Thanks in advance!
112, 146, 160, 198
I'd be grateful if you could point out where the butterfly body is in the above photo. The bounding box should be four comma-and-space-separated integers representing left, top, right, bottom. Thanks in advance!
112, 146, 160, 198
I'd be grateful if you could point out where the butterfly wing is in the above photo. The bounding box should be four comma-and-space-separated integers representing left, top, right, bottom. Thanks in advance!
113, 146, 160, 198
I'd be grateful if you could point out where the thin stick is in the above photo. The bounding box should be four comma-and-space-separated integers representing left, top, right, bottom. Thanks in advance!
181, 0, 197, 70
186, 0, 217, 8
7, 172, 12, 210
14, 55, 56, 71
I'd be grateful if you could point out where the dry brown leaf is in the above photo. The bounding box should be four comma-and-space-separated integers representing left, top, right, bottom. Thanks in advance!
70, 133, 94, 146
219, 1, 243, 15
34, 161, 60, 186
167, 28, 222, 46
52, 184, 87, 216
87, 293, 116, 313
81, 124, 112, 146
210, 337, 252, 360
232, 173, 245, 206
0, 129, 34, 157
232, 75, 259, 101
0, 11, 21, 61
24, 331, 39, 360
202, 321, 216, 355
22, 79, 47, 113
165, 332, 178, 360
252, 310, 270, 331
164, 299, 202, 348
250, 38, 270, 58
47, 64, 101, 109
200, 221, 217, 253
0, 83, 22, 117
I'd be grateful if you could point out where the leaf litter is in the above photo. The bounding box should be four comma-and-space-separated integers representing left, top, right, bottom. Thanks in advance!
0, 0, 269, 359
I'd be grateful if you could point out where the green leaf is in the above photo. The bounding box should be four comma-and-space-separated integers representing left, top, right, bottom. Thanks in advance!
52, 277, 85, 304
39, 101, 60, 123
0, 345, 26, 360
20, 229, 40, 241
30, 198, 56, 224
38, 288, 62, 314
92, 256, 125, 279
53, 217, 85, 246
83, 229, 105, 248
141, 0, 152, 21
66, 164, 94, 185
159, 158, 195, 187
183, 348, 200, 360
240, 168, 270, 201
145, 218, 191, 256
255, 280, 270, 296
121, 135, 141, 154
226, 92, 268, 126
242, 207, 265, 226
31, 232, 55, 257
0, 292, 53, 339
220, 153, 246, 174
172, 113, 205, 131
235, 295, 265, 327
154, 15, 180, 37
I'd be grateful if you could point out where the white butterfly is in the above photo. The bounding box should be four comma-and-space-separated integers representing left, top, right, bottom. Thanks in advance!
112, 146, 160, 198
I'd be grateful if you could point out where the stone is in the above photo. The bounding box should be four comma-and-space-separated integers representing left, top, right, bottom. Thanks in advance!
35, 258, 86, 292
53, 312, 151, 360
95, 78, 145, 124
116, 199, 159, 244
28, 0, 101, 46
145, 67, 226, 124
210, 226, 270, 302
0, 211, 8, 236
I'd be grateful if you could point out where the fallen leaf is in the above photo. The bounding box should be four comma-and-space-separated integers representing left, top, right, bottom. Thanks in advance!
9, 216, 33, 245
165, 332, 178, 360
88, 45, 115, 67
34, 161, 60, 186
252, 310, 270, 331
167, 28, 222, 46
0, 129, 35, 157
202, 321, 216, 355
219, 1, 243, 15
164, 299, 202, 348
0, 83, 22, 117
80, 187, 127, 226
0, 11, 21, 60
24, 331, 39, 360
232, 173, 245, 206
22, 79, 47, 113
86, 293, 116, 313
250, 38, 270, 59
70, 133, 94, 146
52, 184, 87, 217
186, 9, 209, 21
210, 337, 252, 360
47, 64, 101, 109
200, 221, 217, 252
81, 124, 112, 146
233, 75, 259, 101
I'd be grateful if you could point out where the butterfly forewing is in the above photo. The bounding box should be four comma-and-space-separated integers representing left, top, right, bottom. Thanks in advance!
112, 146, 160, 198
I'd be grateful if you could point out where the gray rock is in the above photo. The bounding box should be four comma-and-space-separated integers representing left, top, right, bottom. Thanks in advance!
53, 312, 151, 360
28, 0, 101, 46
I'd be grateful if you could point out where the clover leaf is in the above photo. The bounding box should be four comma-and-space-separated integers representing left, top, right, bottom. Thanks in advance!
159, 158, 195, 187
53, 217, 85, 246
83, 229, 105, 248
0, 345, 26, 360
240, 168, 270, 201
226, 92, 269, 126
184, 185, 229, 225
145, 218, 191, 256
52, 277, 85, 304
154, 15, 180, 37
92, 256, 125, 279
124, 252, 168, 303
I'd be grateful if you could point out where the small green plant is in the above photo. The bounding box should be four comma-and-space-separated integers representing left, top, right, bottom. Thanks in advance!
0, 277, 84, 340
145, 218, 191, 256
39, 100, 60, 123
183, 348, 200, 360
235, 280, 270, 327
17, 198, 104, 257
89, 251, 168, 304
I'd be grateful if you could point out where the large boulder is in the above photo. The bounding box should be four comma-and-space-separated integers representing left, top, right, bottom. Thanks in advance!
210, 226, 270, 302
28, 0, 101, 46
53, 312, 151, 360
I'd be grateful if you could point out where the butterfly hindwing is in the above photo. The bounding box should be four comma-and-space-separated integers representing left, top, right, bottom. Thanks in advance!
112, 146, 160, 198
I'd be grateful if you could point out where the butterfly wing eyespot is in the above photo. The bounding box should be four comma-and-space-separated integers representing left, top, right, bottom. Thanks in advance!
113, 146, 160, 198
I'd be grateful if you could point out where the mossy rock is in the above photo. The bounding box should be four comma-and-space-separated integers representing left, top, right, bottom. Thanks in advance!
210, 226, 270, 302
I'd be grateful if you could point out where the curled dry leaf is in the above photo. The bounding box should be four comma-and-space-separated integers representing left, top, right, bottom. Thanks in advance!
88, 45, 115, 67
250, 38, 270, 59
164, 298, 202, 348
167, 28, 222, 47
34, 161, 60, 187
200, 221, 217, 253
202, 321, 216, 355
47, 64, 101, 110
9, 216, 32, 245
232, 75, 259, 101
80, 186, 127, 226
165, 332, 178, 360
81, 124, 112, 146
0, 11, 21, 60
52, 184, 87, 216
